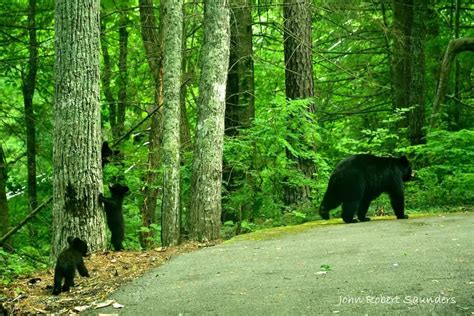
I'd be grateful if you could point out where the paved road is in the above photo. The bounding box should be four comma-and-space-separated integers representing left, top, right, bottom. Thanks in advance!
90, 213, 473, 315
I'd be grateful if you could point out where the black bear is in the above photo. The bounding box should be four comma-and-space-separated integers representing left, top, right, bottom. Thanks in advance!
101, 141, 120, 167
52, 236, 90, 295
319, 154, 413, 223
99, 183, 129, 251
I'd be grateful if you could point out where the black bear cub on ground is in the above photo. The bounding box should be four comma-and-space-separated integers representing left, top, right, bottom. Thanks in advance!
99, 183, 129, 251
53, 236, 90, 295
319, 154, 413, 223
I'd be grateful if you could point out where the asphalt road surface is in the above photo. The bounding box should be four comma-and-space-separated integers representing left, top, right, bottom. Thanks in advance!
89, 213, 473, 315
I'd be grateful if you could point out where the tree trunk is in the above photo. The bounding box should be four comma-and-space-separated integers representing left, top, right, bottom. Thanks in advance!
225, 0, 255, 136
0, 146, 8, 237
139, 0, 164, 248
22, 0, 38, 211
282, 0, 314, 205
52, 0, 105, 258
179, 3, 192, 152
161, 0, 183, 247
452, 0, 461, 129
117, 12, 129, 138
408, 0, 426, 145
189, 0, 230, 242
222, 0, 255, 221
430, 38, 474, 128
391, 0, 413, 129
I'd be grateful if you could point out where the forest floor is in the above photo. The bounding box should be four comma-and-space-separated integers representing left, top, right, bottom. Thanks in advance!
0, 242, 207, 314
1, 212, 473, 315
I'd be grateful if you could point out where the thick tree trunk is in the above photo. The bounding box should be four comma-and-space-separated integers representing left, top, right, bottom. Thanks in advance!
0, 146, 8, 237
392, 0, 413, 129
225, 0, 255, 136
52, 0, 105, 258
189, 0, 230, 242
222, 0, 255, 221
23, 0, 38, 211
161, 0, 183, 247
430, 38, 474, 127
139, 0, 164, 248
408, 0, 426, 145
282, 0, 314, 205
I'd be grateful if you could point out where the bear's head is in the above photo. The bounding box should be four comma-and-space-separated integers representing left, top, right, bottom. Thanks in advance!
109, 183, 130, 197
399, 156, 414, 182
67, 236, 89, 257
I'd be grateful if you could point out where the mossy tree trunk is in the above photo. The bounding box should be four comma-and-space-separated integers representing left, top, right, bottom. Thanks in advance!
189, 0, 230, 242
161, 0, 183, 247
52, 0, 105, 258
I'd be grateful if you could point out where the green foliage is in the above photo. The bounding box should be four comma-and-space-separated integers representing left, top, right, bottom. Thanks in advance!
223, 97, 320, 222
405, 130, 474, 208
0, 247, 48, 286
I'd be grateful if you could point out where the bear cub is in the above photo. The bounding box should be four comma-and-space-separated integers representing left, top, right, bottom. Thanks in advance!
53, 236, 90, 295
99, 183, 129, 251
101, 141, 120, 167
319, 154, 413, 223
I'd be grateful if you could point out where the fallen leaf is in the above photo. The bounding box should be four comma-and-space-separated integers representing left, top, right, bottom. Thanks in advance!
95, 300, 115, 309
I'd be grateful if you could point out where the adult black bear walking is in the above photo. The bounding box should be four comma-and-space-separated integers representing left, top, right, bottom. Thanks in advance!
52, 237, 90, 295
99, 183, 129, 250
319, 154, 413, 223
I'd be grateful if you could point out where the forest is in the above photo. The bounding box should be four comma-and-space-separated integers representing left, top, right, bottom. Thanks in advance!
0, 0, 473, 292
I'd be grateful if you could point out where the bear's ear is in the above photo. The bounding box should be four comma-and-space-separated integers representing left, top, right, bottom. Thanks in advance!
400, 156, 409, 164
67, 236, 75, 245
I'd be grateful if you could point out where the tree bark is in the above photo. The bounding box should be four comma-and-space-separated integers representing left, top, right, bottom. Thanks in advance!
52, 0, 105, 258
222, 0, 255, 221
139, 0, 164, 248
225, 0, 255, 136
22, 0, 38, 211
179, 3, 192, 152
189, 0, 230, 242
391, 0, 413, 129
0, 146, 8, 237
430, 38, 474, 128
408, 0, 426, 145
161, 0, 183, 247
282, 0, 315, 205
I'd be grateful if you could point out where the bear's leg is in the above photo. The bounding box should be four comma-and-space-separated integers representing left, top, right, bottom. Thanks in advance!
77, 259, 90, 277
357, 197, 372, 222
62, 272, 74, 292
52, 268, 64, 295
341, 200, 359, 223
111, 232, 124, 251
389, 188, 408, 219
